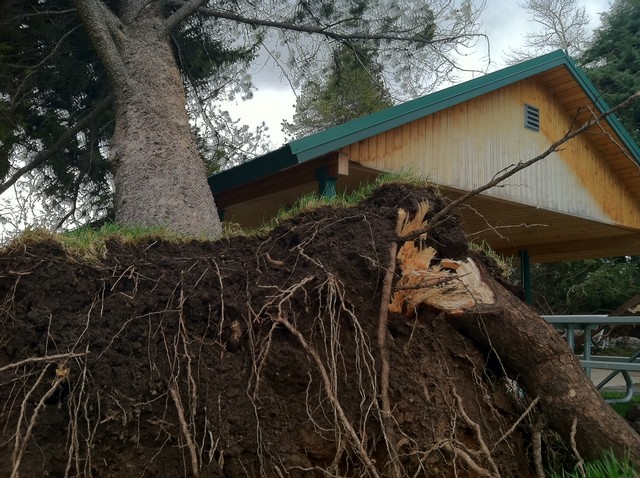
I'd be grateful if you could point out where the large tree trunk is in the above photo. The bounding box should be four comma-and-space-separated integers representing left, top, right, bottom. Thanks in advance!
447, 264, 640, 464
392, 210, 640, 465
75, 0, 222, 237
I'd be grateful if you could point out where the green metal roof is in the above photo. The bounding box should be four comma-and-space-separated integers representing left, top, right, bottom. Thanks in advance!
209, 50, 640, 195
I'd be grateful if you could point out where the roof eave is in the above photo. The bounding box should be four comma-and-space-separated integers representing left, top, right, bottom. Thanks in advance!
290, 50, 640, 165
562, 55, 640, 163
208, 145, 297, 195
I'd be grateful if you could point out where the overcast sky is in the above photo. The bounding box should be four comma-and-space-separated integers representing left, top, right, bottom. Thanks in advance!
227, 0, 612, 148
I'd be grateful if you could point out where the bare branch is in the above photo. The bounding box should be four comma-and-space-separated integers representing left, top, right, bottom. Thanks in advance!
506, 0, 591, 63
163, 0, 208, 35
0, 94, 113, 197
400, 89, 640, 242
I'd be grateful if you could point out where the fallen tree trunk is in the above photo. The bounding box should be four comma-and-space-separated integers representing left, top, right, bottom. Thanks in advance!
445, 263, 640, 465
390, 200, 640, 467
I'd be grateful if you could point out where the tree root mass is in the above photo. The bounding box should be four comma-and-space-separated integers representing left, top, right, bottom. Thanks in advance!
0, 184, 634, 477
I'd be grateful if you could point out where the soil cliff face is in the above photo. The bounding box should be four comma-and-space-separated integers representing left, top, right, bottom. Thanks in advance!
0, 184, 535, 477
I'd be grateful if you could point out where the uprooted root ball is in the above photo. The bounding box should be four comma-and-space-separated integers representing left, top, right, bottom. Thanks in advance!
0, 183, 536, 477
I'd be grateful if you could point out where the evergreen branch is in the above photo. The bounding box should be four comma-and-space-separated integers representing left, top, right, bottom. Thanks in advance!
163, 0, 208, 35
164, 0, 473, 45
2, 8, 76, 22
4, 26, 80, 70
400, 89, 640, 242
54, 170, 85, 231
0, 94, 114, 197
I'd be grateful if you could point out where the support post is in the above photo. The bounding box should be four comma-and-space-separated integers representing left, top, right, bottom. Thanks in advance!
519, 249, 531, 304
316, 166, 338, 198
583, 324, 592, 378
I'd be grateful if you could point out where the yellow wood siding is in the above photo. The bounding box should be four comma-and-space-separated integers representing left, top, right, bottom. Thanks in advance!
341, 77, 640, 230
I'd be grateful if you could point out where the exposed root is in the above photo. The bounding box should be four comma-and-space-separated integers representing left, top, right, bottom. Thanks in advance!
569, 418, 585, 476
493, 396, 540, 450
272, 312, 381, 478
0, 185, 559, 477
169, 383, 201, 478
533, 428, 544, 478
0, 352, 87, 374
63, 353, 94, 478
443, 442, 494, 477
452, 387, 500, 477
377, 241, 402, 478
11, 367, 65, 478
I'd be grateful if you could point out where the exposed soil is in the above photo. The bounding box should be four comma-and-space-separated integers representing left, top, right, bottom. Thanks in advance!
0, 184, 538, 477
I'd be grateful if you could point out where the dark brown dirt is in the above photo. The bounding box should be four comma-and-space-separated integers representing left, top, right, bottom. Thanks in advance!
0, 183, 536, 477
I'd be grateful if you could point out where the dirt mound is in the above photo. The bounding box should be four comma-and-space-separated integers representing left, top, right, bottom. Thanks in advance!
0, 184, 536, 477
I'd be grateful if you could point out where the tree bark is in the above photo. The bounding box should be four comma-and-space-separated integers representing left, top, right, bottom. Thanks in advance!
445, 263, 640, 465
75, 0, 222, 237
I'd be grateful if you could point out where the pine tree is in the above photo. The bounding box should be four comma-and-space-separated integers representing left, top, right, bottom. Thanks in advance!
283, 45, 393, 139
0, 0, 483, 237
581, 0, 640, 145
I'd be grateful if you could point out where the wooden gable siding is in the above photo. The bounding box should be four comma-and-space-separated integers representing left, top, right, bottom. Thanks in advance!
341, 76, 640, 230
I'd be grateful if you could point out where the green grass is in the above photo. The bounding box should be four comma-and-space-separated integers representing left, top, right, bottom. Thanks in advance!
468, 239, 515, 279
3, 174, 435, 248
549, 451, 636, 478
596, 346, 639, 357
62, 222, 184, 247
601, 390, 640, 416
250, 171, 434, 235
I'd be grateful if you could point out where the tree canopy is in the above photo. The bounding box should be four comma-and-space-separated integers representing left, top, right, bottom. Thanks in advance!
0, 0, 483, 238
531, 257, 640, 315
0, 0, 257, 232
581, 0, 640, 145
283, 44, 393, 140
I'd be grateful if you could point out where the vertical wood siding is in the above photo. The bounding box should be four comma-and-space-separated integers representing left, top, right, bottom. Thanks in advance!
341, 77, 640, 229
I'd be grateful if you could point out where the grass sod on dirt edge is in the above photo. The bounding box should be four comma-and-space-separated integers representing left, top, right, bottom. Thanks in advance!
0, 224, 192, 261
468, 239, 516, 280
250, 171, 435, 235
1, 173, 434, 253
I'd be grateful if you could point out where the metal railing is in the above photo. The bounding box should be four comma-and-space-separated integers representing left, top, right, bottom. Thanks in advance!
543, 315, 640, 403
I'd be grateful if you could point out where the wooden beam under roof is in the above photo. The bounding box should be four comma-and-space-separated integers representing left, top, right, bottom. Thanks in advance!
214, 152, 349, 209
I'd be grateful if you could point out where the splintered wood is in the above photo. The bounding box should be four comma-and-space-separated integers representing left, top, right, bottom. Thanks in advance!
389, 202, 495, 316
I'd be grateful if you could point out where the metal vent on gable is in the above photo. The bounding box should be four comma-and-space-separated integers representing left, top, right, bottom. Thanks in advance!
524, 104, 540, 131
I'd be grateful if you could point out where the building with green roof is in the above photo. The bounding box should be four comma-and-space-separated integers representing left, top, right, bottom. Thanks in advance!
209, 50, 640, 264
